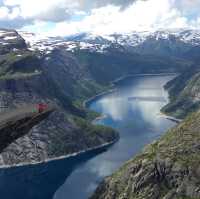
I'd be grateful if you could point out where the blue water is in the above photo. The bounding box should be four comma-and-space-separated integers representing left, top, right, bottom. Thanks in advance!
0, 75, 176, 199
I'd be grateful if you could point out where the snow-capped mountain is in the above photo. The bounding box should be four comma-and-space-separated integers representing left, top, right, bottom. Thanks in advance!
19, 29, 200, 56
0, 29, 27, 54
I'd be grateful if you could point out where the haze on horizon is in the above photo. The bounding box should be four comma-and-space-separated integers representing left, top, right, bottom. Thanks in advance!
0, 0, 200, 36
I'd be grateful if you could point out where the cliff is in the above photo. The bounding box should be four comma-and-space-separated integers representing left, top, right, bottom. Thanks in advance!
0, 104, 54, 153
0, 29, 118, 166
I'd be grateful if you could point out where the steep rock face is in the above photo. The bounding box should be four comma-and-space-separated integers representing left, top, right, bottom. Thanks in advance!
42, 49, 103, 100
0, 31, 118, 166
91, 111, 200, 199
0, 29, 26, 54
0, 110, 118, 166
0, 63, 118, 166
0, 105, 54, 153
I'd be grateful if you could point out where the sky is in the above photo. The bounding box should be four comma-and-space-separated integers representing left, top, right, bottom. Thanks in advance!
0, 0, 200, 36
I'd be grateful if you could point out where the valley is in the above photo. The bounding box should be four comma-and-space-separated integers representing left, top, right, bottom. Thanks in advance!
0, 28, 200, 199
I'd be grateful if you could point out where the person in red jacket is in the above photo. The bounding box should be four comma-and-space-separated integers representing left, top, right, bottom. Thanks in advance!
37, 103, 48, 113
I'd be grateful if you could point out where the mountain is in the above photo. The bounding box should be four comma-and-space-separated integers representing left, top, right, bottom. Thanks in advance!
162, 66, 200, 119
0, 29, 27, 54
0, 28, 200, 167
20, 29, 200, 57
91, 110, 200, 199
0, 29, 118, 166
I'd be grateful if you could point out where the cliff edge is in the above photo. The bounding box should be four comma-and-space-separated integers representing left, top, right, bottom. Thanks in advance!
0, 104, 54, 153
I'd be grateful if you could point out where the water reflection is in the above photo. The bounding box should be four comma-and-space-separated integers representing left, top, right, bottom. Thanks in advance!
0, 146, 109, 199
0, 75, 176, 199
54, 75, 176, 199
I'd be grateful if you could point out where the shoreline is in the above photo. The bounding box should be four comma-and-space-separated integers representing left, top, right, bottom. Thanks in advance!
159, 112, 183, 123
83, 88, 116, 108
0, 138, 118, 169
84, 72, 178, 108
112, 72, 178, 85
92, 114, 108, 124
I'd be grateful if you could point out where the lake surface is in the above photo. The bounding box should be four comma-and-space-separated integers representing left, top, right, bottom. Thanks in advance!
0, 75, 176, 199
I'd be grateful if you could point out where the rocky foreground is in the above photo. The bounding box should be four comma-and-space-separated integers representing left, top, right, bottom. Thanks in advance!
91, 110, 200, 199
0, 104, 54, 153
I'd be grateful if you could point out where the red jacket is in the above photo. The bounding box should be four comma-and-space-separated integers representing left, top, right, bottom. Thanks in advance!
37, 103, 48, 113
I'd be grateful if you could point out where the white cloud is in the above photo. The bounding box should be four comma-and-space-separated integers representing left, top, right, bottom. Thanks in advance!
3, 0, 79, 21
175, 0, 200, 16
0, 0, 200, 34
0, 6, 9, 18
0, 0, 134, 23
46, 0, 198, 36
0, 5, 20, 19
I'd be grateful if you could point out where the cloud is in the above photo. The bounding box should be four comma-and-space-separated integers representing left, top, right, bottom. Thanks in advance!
0, 0, 200, 34
46, 0, 199, 36
0, 0, 135, 22
175, 0, 200, 16
2, 0, 78, 21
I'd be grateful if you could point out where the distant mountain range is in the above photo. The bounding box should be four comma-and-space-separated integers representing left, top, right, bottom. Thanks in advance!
18, 29, 200, 56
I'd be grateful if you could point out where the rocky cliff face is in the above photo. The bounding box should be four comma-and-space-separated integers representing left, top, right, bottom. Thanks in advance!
0, 66, 118, 166
91, 111, 200, 199
0, 105, 54, 153
0, 29, 26, 54
0, 29, 118, 166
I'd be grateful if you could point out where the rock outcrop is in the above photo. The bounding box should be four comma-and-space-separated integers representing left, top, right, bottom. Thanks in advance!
0, 104, 54, 153
0, 29, 26, 54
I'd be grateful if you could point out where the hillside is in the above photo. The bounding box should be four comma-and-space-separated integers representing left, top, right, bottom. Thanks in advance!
91, 110, 200, 199
162, 67, 200, 119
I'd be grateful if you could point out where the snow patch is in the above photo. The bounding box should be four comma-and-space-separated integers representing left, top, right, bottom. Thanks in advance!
3, 36, 18, 40
18, 29, 200, 54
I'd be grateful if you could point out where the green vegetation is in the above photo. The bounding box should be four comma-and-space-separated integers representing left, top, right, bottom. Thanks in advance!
74, 49, 191, 84
73, 116, 117, 140
72, 79, 109, 102
0, 51, 41, 79
162, 68, 200, 119
0, 71, 41, 80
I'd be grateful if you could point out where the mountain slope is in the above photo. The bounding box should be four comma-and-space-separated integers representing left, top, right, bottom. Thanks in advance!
91, 110, 200, 199
162, 67, 200, 119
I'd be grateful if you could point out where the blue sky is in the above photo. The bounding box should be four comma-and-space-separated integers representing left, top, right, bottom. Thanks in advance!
0, 0, 200, 36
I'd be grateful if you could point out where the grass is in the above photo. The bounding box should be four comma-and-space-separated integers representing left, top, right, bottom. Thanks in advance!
0, 71, 42, 80
73, 116, 116, 138
0, 51, 41, 78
